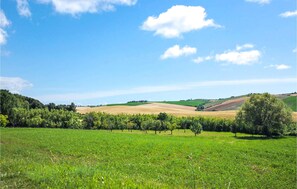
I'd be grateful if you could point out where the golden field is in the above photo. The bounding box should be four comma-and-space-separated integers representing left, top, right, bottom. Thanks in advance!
77, 103, 297, 121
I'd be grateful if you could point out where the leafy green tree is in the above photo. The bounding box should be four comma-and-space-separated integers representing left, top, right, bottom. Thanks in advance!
127, 121, 134, 132
236, 93, 293, 137
26, 115, 43, 127
190, 121, 202, 136
196, 105, 204, 111
151, 120, 161, 134
68, 102, 76, 112
10, 108, 28, 127
141, 120, 152, 133
0, 114, 9, 127
167, 122, 177, 135
47, 103, 56, 111
180, 118, 192, 133
118, 118, 127, 132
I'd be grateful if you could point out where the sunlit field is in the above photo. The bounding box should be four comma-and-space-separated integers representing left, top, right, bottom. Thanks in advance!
1, 128, 296, 188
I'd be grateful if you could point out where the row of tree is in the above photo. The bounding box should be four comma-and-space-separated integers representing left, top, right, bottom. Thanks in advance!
1, 106, 295, 136
0, 92, 295, 137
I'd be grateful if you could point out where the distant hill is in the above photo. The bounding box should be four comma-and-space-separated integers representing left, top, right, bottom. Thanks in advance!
103, 93, 296, 112
161, 99, 208, 107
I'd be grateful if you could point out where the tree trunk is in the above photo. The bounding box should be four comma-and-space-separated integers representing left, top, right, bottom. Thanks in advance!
171, 130, 172, 135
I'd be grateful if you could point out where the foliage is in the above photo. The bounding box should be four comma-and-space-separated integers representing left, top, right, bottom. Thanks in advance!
235, 93, 293, 137
4, 100, 296, 136
190, 121, 202, 136
0, 114, 9, 127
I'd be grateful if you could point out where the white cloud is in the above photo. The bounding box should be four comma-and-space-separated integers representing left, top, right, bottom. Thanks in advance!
215, 50, 261, 65
0, 11, 10, 27
193, 56, 212, 64
17, 0, 32, 17
0, 28, 8, 45
141, 5, 220, 38
0, 10, 10, 45
38, 0, 137, 15
161, 45, 196, 59
245, 0, 270, 5
193, 44, 261, 65
236, 43, 254, 51
266, 64, 291, 70
0, 77, 33, 93
37, 78, 297, 102
293, 48, 297, 53
280, 10, 297, 18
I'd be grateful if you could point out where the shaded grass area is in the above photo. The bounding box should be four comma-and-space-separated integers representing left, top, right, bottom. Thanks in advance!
1, 128, 296, 188
283, 96, 297, 112
161, 99, 208, 107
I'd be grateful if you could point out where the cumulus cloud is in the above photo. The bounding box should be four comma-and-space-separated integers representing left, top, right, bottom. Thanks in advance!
17, 0, 32, 17
236, 44, 254, 51
193, 44, 261, 65
245, 0, 270, 4
215, 50, 261, 65
37, 78, 297, 103
280, 10, 297, 17
0, 77, 33, 93
0, 10, 11, 45
193, 56, 212, 64
37, 0, 137, 15
141, 5, 220, 38
266, 64, 291, 70
161, 45, 196, 59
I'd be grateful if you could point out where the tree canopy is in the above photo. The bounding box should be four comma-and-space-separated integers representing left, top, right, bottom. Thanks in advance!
235, 93, 293, 137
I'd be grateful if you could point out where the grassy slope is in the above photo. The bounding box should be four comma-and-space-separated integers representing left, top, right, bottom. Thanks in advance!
106, 102, 150, 106
1, 128, 296, 188
283, 96, 297, 112
161, 99, 208, 107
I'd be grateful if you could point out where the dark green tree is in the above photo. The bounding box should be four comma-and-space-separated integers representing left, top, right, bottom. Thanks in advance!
235, 93, 293, 137
190, 121, 202, 136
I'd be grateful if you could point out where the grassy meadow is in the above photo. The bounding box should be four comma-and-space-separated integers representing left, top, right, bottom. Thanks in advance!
283, 96, 297, 112
1, 128, 296, 188
161, 99, 207, 107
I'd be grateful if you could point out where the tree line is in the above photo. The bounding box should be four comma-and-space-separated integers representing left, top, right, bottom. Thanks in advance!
0, 91, 295, 137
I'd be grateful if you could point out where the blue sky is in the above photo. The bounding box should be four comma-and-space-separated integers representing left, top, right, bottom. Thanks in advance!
0, 0, 296, 105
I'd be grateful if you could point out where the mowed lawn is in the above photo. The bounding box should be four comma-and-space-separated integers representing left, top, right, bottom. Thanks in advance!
1, 128, 296, 188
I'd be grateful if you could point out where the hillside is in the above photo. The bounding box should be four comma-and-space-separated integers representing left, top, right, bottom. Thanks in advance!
161, 99, 208, 107
282, 96, 297, 112
102, 93, 296, 112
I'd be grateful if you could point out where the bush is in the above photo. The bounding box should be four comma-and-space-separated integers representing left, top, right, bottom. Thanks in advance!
0, 114, 9, 127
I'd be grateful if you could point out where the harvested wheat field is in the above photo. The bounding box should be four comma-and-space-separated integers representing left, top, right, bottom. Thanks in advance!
77, 102, 297, 120
77, 103, 297, 121
204, 97, 248, 111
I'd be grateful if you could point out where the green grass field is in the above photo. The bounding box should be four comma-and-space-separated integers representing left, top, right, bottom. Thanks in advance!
162, 99, 208, 107
1, 128, 296, 188
283, 96, 297, 112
